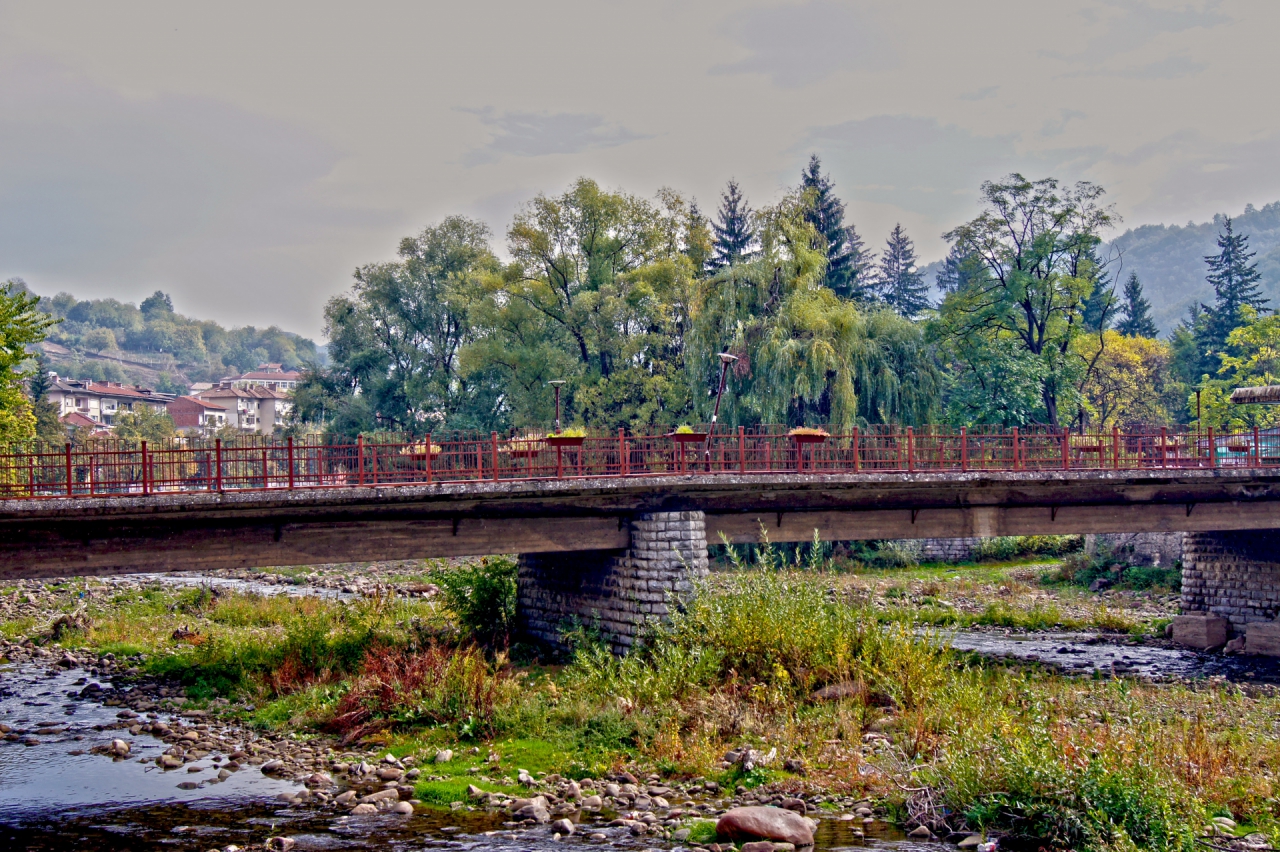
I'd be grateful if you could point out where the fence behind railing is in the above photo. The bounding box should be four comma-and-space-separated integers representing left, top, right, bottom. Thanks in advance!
0, 424, 1273, 499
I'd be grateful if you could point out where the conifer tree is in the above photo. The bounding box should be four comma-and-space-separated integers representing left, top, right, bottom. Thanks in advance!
800, 154, 868, 300
1081, 275, 1117, 333
1115, 272, 1158, 337
935, 243, 985, 294
709, 180, 755, 270
1198, 216, 1268, 361
875, 224, 930, 317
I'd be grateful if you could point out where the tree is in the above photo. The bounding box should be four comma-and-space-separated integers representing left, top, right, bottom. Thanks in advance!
111, 406, 176, 442
1115, 272, 1158, 337
0, 281, 58, 444
294, 216, 501, 436
26, 354, 63, 443
1196, 310, 1280, 432
1080, 257, 1117, 333
689, 191, 939, 429
935, 244, 987, 295
139, 290, 174, 317
932, 174, 1115, 426
1077, 330, 1173, 428
1197, 216, 1268, 365
874, 224, 930, 317
709, 180, 755, 270
800, 154, 868, 300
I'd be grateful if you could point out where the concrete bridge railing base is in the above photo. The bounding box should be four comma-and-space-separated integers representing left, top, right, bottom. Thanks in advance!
517, 511, 709, 654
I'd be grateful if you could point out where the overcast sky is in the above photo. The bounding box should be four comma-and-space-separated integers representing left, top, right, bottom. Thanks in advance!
1, 0, 1276, 339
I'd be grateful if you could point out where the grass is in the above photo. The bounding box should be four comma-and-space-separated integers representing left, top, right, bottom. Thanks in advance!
5, 554, 1274, 851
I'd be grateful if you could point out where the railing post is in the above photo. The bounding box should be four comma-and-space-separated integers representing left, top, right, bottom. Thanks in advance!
357, 435, 365, 486
287, 436, 295, 489
65, 443, 73, 496
852, 426, 860, 472
371, 442, 378, 485
141, 440, 150, 495
906, 427, 914, 472
1012, 427, 1020, 471
491, 432, 499, 482
1209, 427, 1217, 468
1160, 426, 1167, 469
425, 432, 433, 484
619, 428, 628, 476
960, 427, 968, 472
738, 426, 746, 474
215, 439, 223, 491
1112, 426, 1120, 470
1254, 425, 1261, 467
1062, 427, 1070, 470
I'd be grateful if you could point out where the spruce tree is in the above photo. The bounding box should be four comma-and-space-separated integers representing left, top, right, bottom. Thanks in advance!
709, 180, 755, 270
1198, 216, 1268, 360
800, 154, 868, 300
1081, 275, 1117, 333
1115, 272, 1158, 337
875, 224, 930, 317
935, 243, 985, 294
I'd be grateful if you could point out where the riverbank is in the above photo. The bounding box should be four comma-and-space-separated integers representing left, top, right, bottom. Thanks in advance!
3, 551, 1279, 851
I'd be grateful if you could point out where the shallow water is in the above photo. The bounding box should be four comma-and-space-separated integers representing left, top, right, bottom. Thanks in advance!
119, 572, 355, 600
946, 629, 1280, 683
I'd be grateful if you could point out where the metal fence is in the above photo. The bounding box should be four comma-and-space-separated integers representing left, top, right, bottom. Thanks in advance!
0, 425, 1273, 499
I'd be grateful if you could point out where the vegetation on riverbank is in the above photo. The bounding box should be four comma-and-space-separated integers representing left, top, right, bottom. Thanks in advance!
2, 554, 1275, 851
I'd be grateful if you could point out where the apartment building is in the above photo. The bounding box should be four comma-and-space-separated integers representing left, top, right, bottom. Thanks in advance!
221, 363, 302, 392
46, 377, 174, 427
194, 384, 292, 436
168, 396, 228, 436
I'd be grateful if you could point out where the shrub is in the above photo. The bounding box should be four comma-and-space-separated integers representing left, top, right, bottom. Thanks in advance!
975, 535, 1082, 562
435, 557, 518, 646
329, 642, 514, 741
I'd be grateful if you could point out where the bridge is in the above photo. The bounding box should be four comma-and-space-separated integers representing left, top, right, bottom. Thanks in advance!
3, 426, 1279, 650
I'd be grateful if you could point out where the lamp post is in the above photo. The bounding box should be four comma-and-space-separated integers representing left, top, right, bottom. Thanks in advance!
548, 380, 566, 433
704, 353, 738, 468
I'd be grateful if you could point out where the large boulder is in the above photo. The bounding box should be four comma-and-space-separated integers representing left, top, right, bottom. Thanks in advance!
717, 806, 814, 846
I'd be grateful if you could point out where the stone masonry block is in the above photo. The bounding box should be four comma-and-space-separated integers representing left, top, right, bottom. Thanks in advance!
1172, 614, 1230, 649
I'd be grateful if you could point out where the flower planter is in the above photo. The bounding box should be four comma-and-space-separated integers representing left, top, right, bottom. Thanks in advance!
791, 434, 828, 445
668, 432, 707, 443
505, 448, 542, 459
1226, 443, 1252, 454
545, 435, 586, 448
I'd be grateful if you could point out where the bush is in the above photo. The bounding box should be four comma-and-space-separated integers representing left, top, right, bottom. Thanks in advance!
974, 535, 1082, 562
435, 557, 518, 646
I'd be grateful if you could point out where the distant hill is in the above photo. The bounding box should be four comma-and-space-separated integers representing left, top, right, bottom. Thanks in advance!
14, 282, 321, 394
1107, 202, 1280, 334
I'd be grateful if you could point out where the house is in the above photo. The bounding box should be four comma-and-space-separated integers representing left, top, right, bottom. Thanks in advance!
194, 383, 292, 436
58, 410, 111, 437
46, 377, 174, 427
221, 363, 302, 392
168, 396, 228, 436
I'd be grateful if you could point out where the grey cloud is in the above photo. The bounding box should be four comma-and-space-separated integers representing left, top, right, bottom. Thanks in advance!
461, 108, 650, 166
1061, 52, 1206, 80
1047, 0, 1228, 64
959, 86, 998, 101
0, 59, 388, 334
1129, 132, 1280, 217
712, 0, 893, 88
1041, 109, 1088, 138
803, 115, 1103, 227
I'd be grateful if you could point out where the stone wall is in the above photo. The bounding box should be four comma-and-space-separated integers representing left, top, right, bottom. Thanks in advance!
1086, 532, 1183, 568
916, 537, 981, 562
1182, 531, 1280, 631
517, 510, 709, 654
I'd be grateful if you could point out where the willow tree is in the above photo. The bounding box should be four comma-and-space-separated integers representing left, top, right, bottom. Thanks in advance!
688, 192, 939, 430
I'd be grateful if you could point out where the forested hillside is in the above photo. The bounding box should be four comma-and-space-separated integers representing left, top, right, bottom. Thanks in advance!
16, 282, 319, 393
1107, 202, 1280, 333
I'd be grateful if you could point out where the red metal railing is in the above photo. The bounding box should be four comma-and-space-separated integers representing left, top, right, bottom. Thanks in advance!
0, 425, 1273, 499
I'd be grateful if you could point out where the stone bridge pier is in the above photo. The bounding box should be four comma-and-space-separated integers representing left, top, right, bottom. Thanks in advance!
517, 511, 709, 654
1179, 530, 1280, 651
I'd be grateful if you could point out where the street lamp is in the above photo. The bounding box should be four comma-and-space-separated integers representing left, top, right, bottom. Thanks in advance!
548, 380, 566, 433
704, 353, 738, 466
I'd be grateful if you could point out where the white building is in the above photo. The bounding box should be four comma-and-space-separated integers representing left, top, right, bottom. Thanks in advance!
46, 377, 174, 427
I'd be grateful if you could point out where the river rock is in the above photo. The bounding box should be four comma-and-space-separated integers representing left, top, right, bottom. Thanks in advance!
434, 749, 453, 763
390, 801, 414, 815
716, 806, 815, 846
742, 843, 776, 852
551, 818, 575, 835
108, 738, 130, 756
260, 759, 284, 774
350, 803, 378, 815
466, 784, 487, 800
957, 836, 983, 849
908, 825, 932, 838
265, 838, 296, 852
359, 788, 400, 804
580, 794, 603, 810
377, 766, 403, 781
